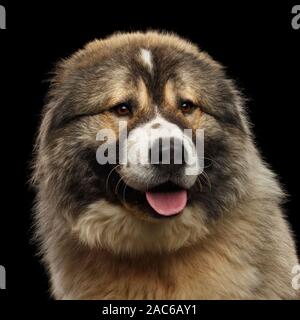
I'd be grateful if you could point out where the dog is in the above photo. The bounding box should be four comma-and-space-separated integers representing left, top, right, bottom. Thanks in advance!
32, 31, 299, 299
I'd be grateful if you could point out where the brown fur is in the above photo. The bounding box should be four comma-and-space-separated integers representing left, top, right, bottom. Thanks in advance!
32, 31, 299, 299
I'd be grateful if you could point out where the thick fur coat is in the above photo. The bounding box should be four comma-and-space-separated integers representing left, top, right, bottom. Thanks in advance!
32, 31, 299, 299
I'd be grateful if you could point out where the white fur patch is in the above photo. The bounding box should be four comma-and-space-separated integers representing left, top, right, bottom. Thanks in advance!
120, 114, 202, 190
140, 49, 153, 72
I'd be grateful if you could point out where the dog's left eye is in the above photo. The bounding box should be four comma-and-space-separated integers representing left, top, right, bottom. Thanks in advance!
114, 103, 132, 116
179, 100, 196, 114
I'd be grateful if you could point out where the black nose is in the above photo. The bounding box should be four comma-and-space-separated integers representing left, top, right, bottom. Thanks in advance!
149, 137, 186, 172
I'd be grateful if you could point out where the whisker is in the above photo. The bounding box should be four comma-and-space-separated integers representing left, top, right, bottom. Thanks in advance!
200, 170, 212, 191
122, 183, 127, 203
196, 176, 203, 192
105, 164, 121, 192
114, 175, 125, 195
204, 157, 220, 168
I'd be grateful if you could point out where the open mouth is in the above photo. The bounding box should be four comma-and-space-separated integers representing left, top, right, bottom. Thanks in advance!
145, 181, 187, 217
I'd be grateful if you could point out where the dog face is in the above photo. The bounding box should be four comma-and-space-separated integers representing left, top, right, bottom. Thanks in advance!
33, 32, 251, 255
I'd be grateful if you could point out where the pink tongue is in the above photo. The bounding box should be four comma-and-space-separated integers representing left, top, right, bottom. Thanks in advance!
145, 190, 187, 216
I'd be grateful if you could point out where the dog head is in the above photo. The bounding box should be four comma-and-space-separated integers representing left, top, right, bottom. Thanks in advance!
33, 32, 252, 255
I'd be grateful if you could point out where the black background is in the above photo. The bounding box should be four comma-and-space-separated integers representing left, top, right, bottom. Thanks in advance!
0, 1, 299, 301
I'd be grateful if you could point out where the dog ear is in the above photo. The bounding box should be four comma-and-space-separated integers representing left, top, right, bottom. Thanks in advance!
202, 78, 249, 134
40, 58, 82, 135
45, 97, 77, 133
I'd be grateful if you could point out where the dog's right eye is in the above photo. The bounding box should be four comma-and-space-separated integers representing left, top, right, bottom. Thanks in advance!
113, 103, 132, 116
179, 100, 196, 114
